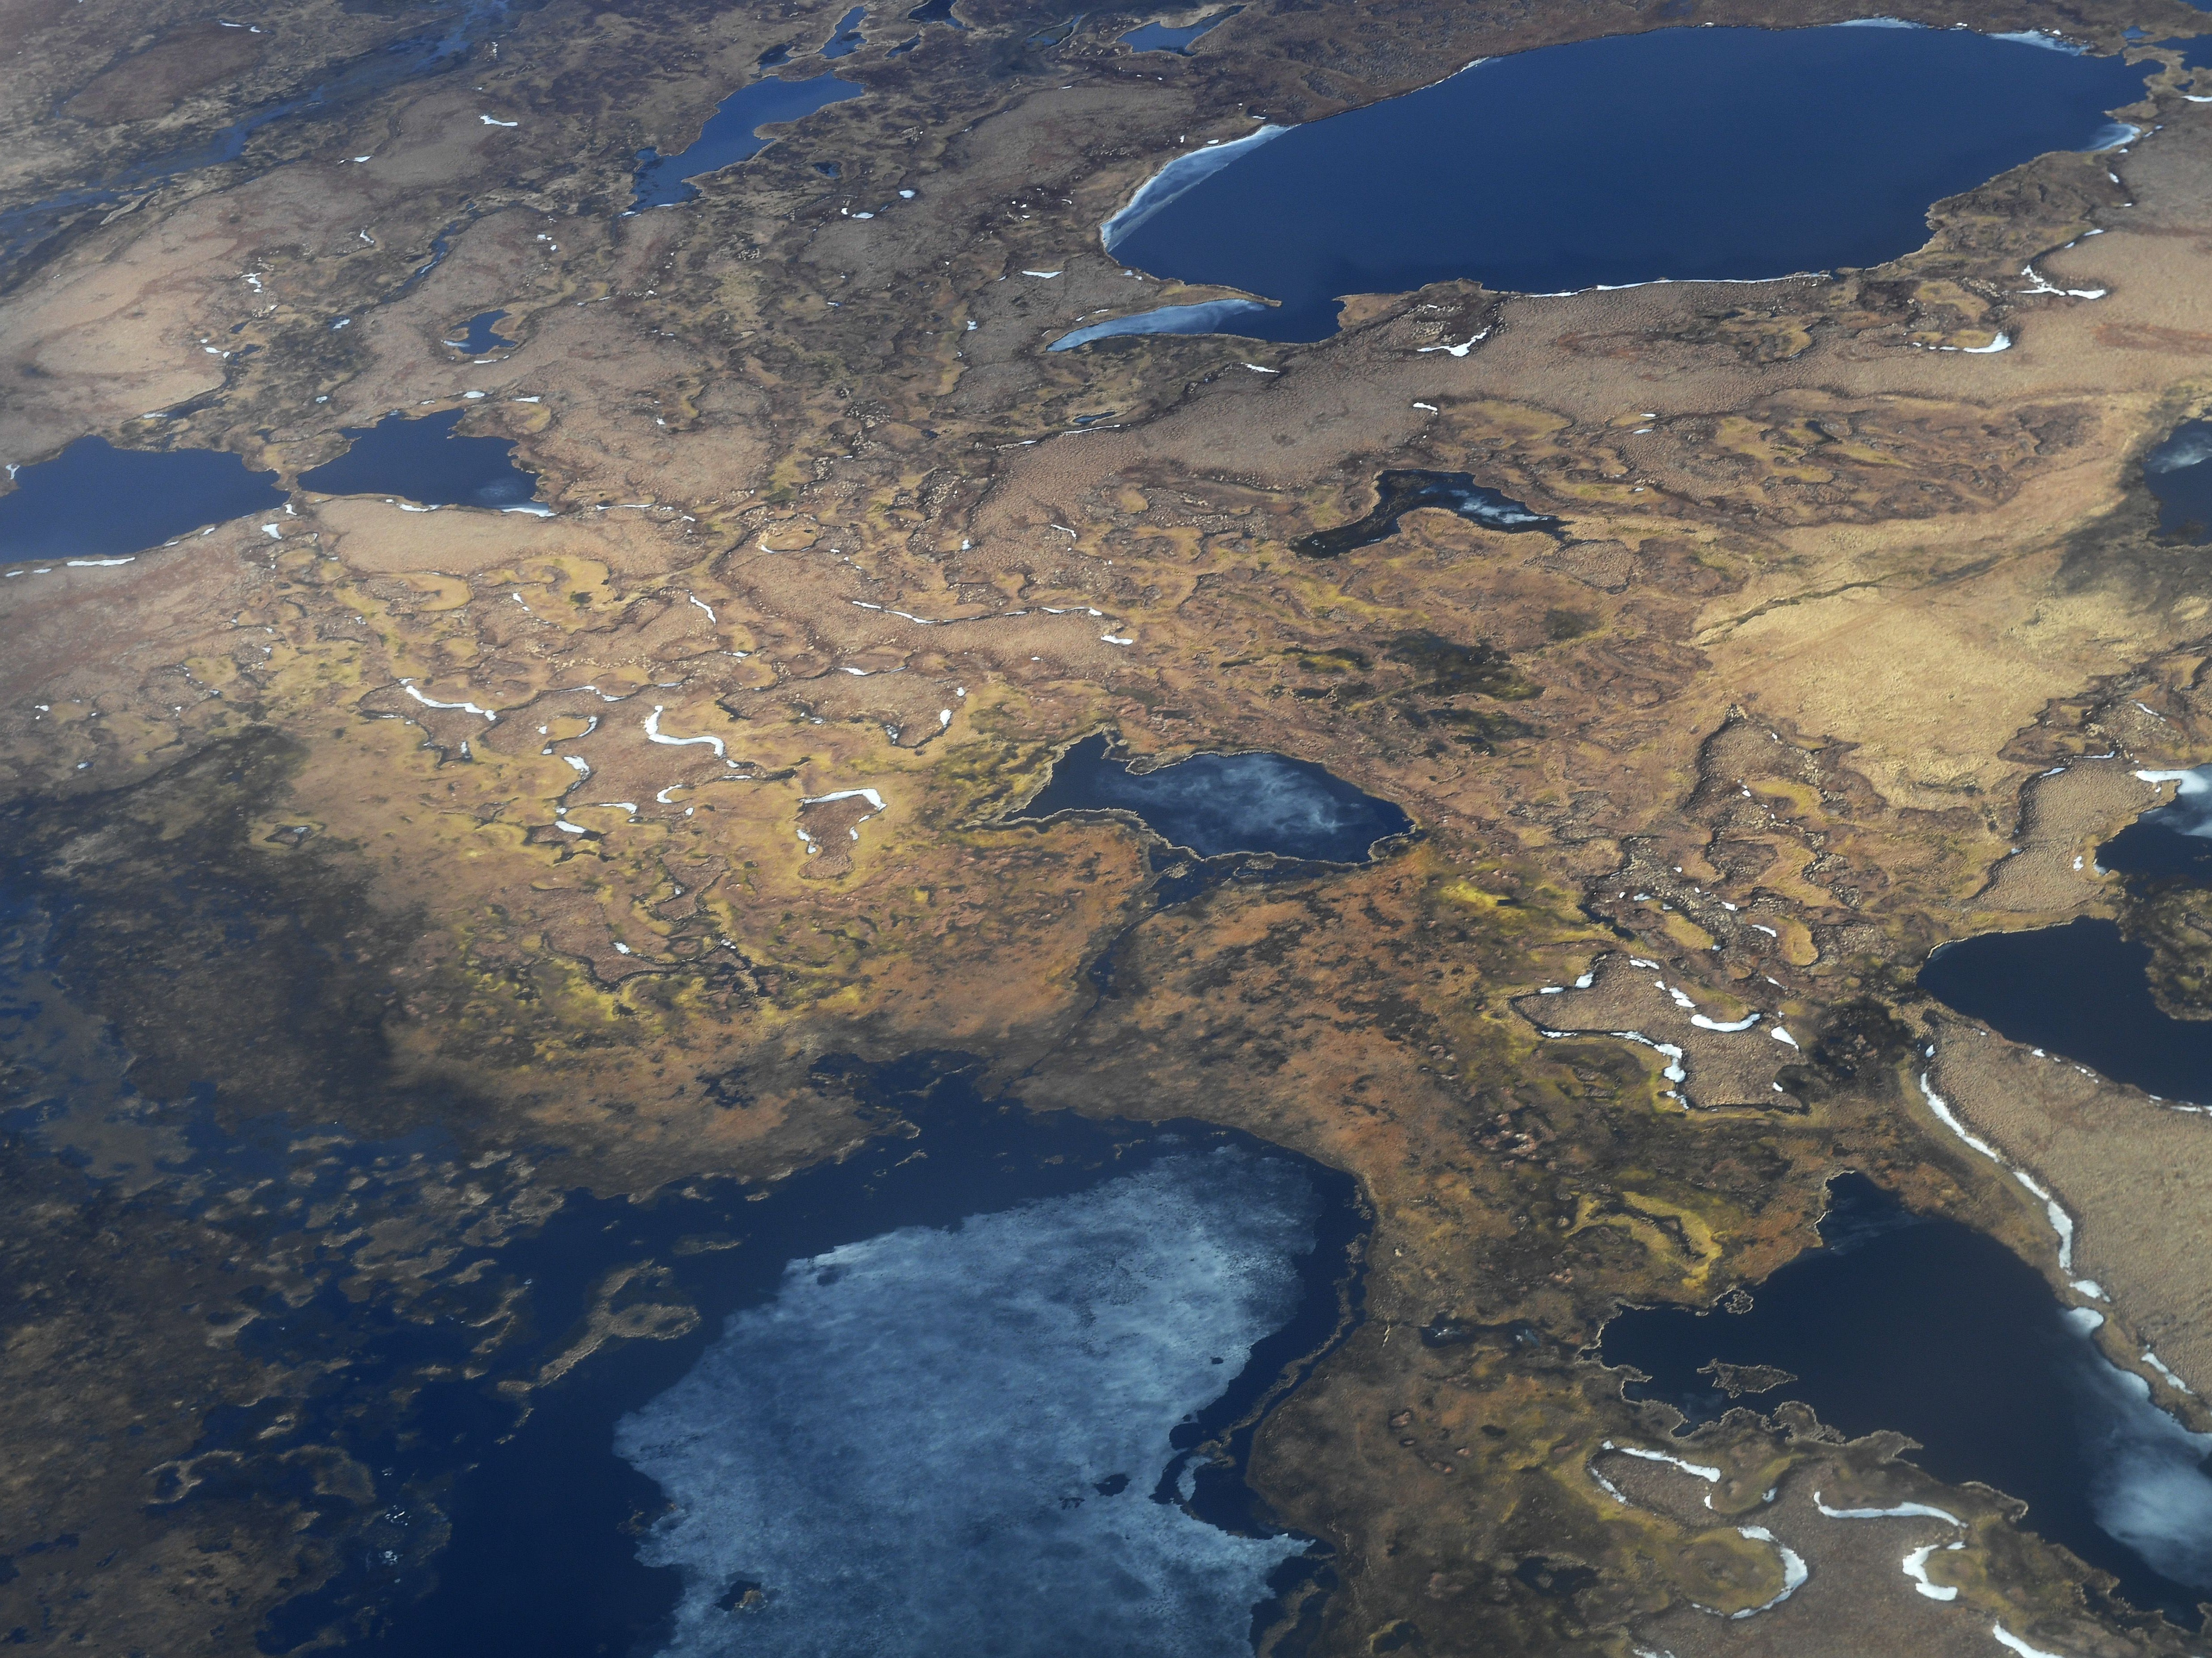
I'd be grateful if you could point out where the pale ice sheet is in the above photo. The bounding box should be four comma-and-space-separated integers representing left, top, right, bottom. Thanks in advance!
616, 1150, 1322, 1658
1048, 298, 1276, 351
2133, 764, 2212, 839
2065, 1332, 2212, 1592
1101, 124, 1289, 249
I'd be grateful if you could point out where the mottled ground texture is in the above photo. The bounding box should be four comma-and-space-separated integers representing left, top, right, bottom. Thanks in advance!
9, 0, 2212, 1654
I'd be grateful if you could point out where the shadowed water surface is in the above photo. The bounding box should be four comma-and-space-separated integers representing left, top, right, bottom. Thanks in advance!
296, 408, 541, 509
1, 436, 286, 564
1604, 1173, 2212, 1625
1102, 23, 2151, 341
630, 73, 862, 209
2146, 420, 2212, 544
294, 1058, 1364, 1657
1918, 917, 2212, 1104
1019, 735, 1412, 862
1293, 470, 1560, 557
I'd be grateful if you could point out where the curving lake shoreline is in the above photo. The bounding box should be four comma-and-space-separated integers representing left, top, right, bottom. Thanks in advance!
1087, 22, 2152, 343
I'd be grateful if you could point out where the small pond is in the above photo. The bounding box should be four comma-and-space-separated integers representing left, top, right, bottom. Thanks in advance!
443, 309, 518, 357
2145, 419, 2212, 545
1603, 1172, 2212, 1625
295, 408, 542, 510
1091, 22, 2151, 343
630, 73, 862, 210
1017, 734, 1413, 862
1, 435, 286, 564
1294, 469, 1560, 557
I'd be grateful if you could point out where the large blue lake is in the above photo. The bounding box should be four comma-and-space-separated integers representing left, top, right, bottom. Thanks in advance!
1093, 23, 2151, 343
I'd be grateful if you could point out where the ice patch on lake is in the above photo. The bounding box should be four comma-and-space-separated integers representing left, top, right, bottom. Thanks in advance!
2066, 1331, 2212, 1593
1102, 125, 1289, 249
2131, 763, 2212, 838
615, 1150, 1322, 1658
2146, 428, 2212, 475
1049, 298, 1277, 350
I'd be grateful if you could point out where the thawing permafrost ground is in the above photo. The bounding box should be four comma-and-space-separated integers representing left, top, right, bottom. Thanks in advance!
615, 1150, 1322, 1658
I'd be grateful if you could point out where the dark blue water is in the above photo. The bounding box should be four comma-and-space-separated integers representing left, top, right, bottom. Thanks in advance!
442, 309, 516, 356
2101, 818, 2212, 881
2145, 420, 2212, 544
295, 408, 540, 509
0, 436, 286, 565
1019, 735, 1412, 862
2098, 769, 2212, 881
629, 73, 863, 209
1293, 470, 1560, 557
1918, 917, 2212, 1104
280, 1057, 1364, 1657
906, 0, 965, 25
1605, 1173, 2212, 1625
1122, 7, 1240, 53
1104, 24, 2152, 341
820, 4, 867, 56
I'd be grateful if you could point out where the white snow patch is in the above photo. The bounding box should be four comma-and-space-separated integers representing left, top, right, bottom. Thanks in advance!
644, 706, 726, 758
1991, 1625, 2069, 1658
401, 681, 496, 721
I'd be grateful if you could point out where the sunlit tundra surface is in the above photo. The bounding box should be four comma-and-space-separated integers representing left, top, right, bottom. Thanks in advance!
17, 0, 2212, 1648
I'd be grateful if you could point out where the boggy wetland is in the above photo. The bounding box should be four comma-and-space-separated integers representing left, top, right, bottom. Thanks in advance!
13, 0, 2212, 1654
